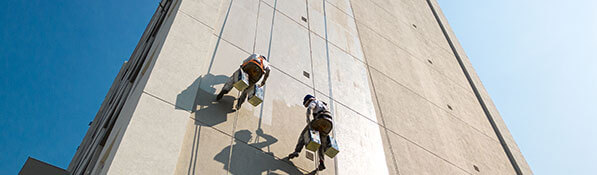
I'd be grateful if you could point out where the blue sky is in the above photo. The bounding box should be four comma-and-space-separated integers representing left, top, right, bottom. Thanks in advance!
0, 0, 157, 174
0, 0, 594, 174
438, 0, 597, 174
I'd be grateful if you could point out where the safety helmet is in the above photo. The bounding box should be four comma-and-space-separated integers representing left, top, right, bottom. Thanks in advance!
303, 94, 315, 106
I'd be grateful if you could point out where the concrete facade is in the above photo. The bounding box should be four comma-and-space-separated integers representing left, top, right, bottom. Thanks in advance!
68, 0, 532, 174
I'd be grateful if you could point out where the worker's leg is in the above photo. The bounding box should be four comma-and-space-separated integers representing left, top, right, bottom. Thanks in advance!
317, 133, 328, 170
235, 84, 253, 109
289, 125, 308, 159
216, 70, 238, 100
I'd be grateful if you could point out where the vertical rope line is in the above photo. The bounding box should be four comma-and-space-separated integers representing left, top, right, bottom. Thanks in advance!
323, 1, 334, 112
306, 0, 317, 95
213, 1, 235, 174
321, 1, 339, 174
207, 0, 235, 74
227, 91, 241, 175
256, 0, 278, 145
252, 1, 262, 54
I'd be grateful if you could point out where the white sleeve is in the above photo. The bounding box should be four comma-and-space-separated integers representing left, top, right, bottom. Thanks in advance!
263, 61, 271, 71
306, 101, 316, 119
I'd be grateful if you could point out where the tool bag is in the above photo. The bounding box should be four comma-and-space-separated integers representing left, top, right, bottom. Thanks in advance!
311, 111, 333, 135
232, 69, 249, 91
324, 135, 340, 158
247, 84, 264, 106
303, 128, 321, 152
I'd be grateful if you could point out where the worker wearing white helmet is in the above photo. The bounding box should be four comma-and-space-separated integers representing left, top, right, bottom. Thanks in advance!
288, 94, 334, 171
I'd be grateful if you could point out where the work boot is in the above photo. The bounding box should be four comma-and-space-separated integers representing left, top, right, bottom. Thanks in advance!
318, 160, 326, 170
288, 152, 299, 159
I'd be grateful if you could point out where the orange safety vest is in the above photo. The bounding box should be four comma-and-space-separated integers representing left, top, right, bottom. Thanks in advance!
241, 56, 266, 72
241, 56, 266, 83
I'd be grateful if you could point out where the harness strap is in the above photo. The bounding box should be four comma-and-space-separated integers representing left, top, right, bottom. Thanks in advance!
241, 56, 265, 71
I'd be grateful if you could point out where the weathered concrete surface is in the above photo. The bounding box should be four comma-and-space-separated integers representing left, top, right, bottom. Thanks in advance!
107, 93, 190, 175
69, 0, 532, 174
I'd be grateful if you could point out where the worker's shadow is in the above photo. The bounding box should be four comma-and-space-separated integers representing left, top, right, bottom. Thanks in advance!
214, 129, 304, 175
176, 73, 236, 127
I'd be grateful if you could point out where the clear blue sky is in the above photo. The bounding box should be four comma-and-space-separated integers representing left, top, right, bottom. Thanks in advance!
438, 0, 597, 174
0, 0, 594, 174
0, 0, 158, 174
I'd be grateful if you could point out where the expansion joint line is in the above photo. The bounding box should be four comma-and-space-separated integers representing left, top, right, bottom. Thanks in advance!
227, 90, 241, 175
424, 0, 522, 174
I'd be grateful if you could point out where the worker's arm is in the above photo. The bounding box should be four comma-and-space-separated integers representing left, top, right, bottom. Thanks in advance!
305, 101, 315, 124
260, 68, 270, 87
253, 128, 278, 148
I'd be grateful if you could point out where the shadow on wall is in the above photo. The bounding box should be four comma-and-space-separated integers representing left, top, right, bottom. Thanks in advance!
176, 73, 237, 126
176, 74, 307, 174
214, 129, 303, 175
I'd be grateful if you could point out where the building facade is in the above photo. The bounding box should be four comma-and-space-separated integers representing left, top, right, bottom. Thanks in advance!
68, 0, 532, 174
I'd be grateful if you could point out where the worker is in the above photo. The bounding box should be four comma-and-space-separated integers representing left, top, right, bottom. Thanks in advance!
288, 95, 334, 171
216, 54, 270, 109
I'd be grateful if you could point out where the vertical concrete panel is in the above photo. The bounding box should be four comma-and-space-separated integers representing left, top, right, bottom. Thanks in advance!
386, 132, 469, 175
317, 1, 363, 61
378, 129, 399, 175
326, 0, 353, 17
358, 24, 432, 97
307, 0, 325, 38
434, 106, 516, 174
310, 35, 331, 97
327, 44, 376, 121
107, 93, 190, 174
334, 104, 389, 175
253, 2, 274, 55
228, 140, 306, 174
179, 0, 230, 30
218, 0, 260, 52
190, 39, 247, 136
370, 0, 451, 53
426, 69, 497, 139
369, 69, 447, 160
174, 119, 232, 175
263, 0, 307, 28
268, 14, 312, 85
350, 0, 426, 62
234, 68, 319, 172
143, 12, 217, 112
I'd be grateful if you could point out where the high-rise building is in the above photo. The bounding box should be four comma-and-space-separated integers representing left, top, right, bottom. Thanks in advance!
67, 0, 532, 174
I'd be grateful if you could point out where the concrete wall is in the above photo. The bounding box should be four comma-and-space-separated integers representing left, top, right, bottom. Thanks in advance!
69, 0, 532, 174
